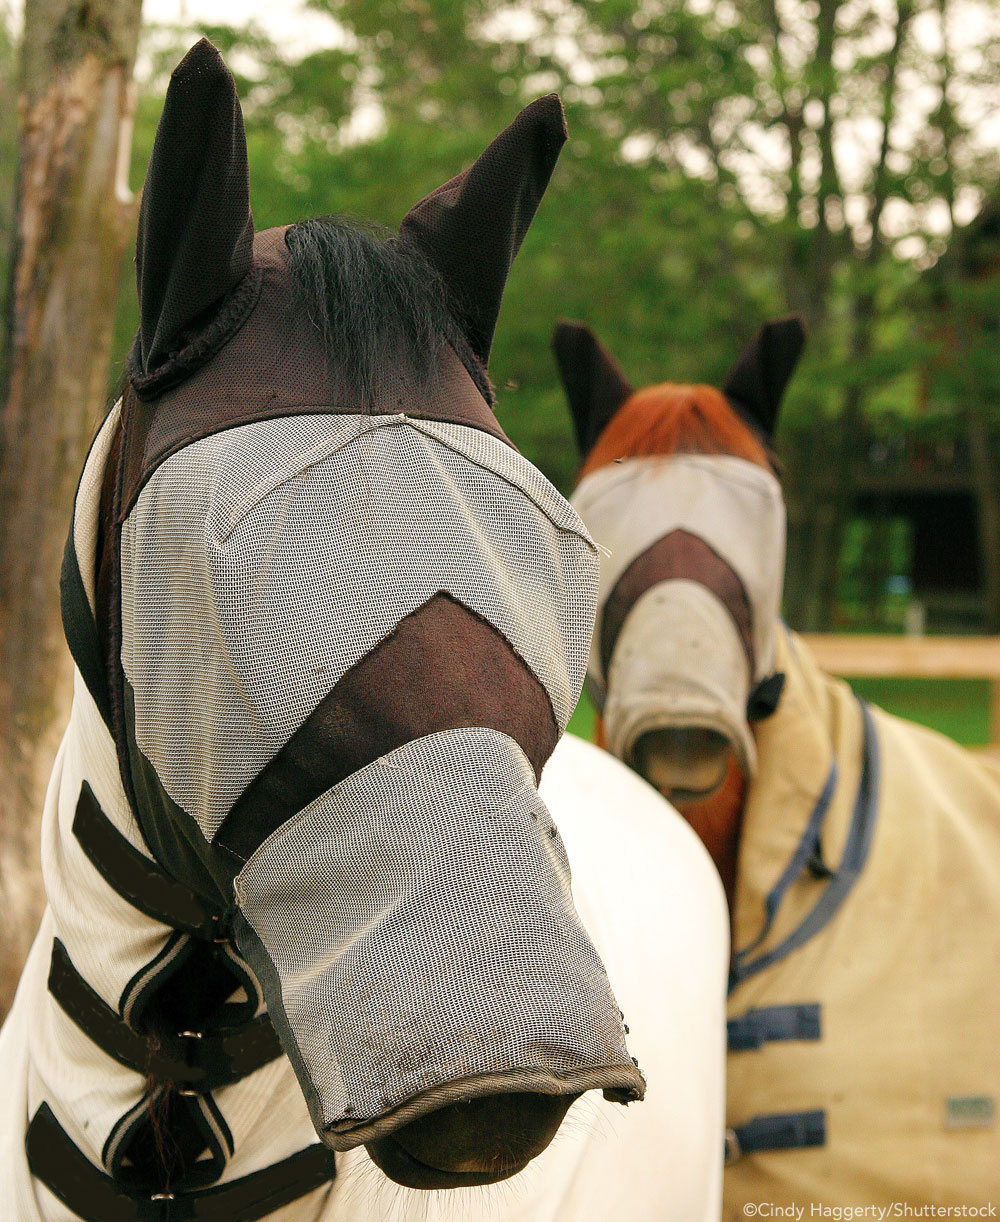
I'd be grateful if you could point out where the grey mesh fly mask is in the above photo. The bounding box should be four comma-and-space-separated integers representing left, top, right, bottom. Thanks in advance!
67, 38, 644, 1201
553, 317, 806, 792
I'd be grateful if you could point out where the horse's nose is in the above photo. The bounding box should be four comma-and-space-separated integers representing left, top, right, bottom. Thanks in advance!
365, 1091, 579, 1188
632, 725, 734, 804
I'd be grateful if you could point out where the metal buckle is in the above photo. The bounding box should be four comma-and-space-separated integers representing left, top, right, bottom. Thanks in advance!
724, 1127, 742, 1166
178, 1028, 204, 1078
150, 1193, 175, 1201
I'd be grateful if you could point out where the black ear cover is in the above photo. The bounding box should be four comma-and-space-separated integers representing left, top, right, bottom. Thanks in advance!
722, 315, 807, 440
551, 320, 634, 455
135, 38, 255, 375
400, 95, 567, 368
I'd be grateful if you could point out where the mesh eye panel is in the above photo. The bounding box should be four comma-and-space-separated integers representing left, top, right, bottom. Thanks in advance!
120, 412, 597, 840
234, 728, 640, 1146
572, 453, 785, 687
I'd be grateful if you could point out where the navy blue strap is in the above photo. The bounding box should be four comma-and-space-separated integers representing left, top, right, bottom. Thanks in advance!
730, 699, 880, 989
727, 1003, 821, 1052
725, 1109, 826, 1164
61, 521, 113, 729
732, 759, 837, 968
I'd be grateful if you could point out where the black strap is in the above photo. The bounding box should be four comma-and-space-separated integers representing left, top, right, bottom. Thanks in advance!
61, 518, 113, 729
730, 699, 881, 989
73, 783, 224, 938
746, 671, 785, 720
27, 1103, 335, 1222
48, 939, 282, 1090
727, 1003, 821, 1052
725, 1109, 826, 1164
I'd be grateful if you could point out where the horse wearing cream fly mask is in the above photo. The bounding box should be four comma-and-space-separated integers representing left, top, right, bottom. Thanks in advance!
556, 317, 1000, 1211
0, 41, 729, 1222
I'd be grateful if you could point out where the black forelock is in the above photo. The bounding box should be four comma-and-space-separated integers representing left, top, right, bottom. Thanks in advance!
285, 216, 493, 408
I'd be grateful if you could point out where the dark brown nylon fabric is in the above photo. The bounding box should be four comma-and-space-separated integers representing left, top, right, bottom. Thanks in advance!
551, 320, 634, 456
118, 227, 512, 522
135, 39, 255, 373
214, 591, 560, 863
600, 528, 754, 678
400, 94, 567, 366
722, 315, 806, 443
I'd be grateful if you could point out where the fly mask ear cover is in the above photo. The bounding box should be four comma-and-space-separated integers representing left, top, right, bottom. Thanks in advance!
571, 455, 786, 776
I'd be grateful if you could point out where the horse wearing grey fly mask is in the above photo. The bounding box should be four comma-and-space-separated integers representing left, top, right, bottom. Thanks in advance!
0, 40, 651, 1220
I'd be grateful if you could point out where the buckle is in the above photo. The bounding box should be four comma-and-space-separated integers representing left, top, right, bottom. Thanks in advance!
724, 1127, 742, 1165
210, 913, 229, 944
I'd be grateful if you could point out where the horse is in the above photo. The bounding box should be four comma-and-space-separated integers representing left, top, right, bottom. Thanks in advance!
0, 41, 729, 1220
555, 317, 1000, 1211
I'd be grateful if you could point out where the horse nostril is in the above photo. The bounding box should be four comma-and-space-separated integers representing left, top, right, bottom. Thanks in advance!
632, 726, 734, 804
390, 1091, 578, 1175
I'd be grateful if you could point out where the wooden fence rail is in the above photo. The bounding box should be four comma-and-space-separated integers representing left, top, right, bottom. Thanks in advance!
801, 634, 1000, 748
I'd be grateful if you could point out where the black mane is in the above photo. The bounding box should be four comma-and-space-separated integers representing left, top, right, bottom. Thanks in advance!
286, 216, 492, 407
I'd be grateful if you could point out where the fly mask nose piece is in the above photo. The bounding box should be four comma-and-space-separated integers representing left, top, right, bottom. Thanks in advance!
572, 454, 786, 783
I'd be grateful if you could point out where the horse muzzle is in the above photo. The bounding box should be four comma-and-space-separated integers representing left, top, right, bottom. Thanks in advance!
365, 1091, 580, 1188
602, 579, 758, 794
232, 727, 644, 1175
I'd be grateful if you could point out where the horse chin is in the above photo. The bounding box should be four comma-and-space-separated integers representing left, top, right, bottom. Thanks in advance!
364, 1091, 578, 1190
365, 1132, 528, 1190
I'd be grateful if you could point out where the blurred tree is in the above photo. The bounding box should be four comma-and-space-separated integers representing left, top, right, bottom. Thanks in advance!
0, 16, 16, 332
0, 0, 142, 1013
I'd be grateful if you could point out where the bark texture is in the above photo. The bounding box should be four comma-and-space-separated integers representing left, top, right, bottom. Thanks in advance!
0, 0, 141, 1016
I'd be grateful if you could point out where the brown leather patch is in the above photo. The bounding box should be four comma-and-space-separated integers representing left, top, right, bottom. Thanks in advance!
215, 592, 559, 862
600, 529, 754, 678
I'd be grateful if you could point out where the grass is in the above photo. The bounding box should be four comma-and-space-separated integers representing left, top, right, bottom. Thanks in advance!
567, 693, 597, 741
842, 677, 991, 745
566, 678, 992, 746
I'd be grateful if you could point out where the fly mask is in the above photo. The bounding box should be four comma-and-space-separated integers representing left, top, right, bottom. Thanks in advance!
96, 40, 644, 1183
555, 319, 805, 793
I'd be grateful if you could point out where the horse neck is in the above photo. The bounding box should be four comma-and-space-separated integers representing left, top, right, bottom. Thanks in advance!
674, 754, 748, 914
595, 713, 747, 910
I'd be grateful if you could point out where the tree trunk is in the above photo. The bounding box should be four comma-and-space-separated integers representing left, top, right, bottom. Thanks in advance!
0, 0, 141, 1017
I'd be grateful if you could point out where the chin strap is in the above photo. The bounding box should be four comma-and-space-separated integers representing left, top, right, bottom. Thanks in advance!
746, 672, 785, 722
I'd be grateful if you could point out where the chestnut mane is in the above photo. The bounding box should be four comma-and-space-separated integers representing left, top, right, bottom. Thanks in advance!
578, 382, 771, 480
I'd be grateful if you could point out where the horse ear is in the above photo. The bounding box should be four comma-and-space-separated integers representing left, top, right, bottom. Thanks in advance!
551, 320, 634, 456
135, 38, 255, 374
400, 94, 567, 368
722, 315, 806, 440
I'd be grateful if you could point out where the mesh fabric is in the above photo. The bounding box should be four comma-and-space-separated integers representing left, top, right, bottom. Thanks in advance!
571, 453, 785, 697
121, 412, 596, 839
117, 409, 646, 1151
236, 728, 642, 1149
